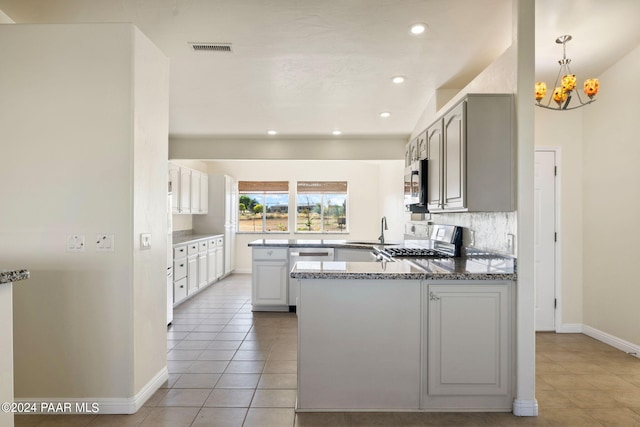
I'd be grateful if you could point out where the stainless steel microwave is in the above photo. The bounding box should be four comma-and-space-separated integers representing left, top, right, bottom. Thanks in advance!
404, 159, 428, 212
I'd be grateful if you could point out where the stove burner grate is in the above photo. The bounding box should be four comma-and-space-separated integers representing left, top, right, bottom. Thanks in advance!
382, 247, 453, 258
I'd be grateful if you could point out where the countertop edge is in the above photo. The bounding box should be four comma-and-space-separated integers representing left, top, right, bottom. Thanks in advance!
290, 272, 517, 281
0, 269, 30, 284
173, 233, 224, 246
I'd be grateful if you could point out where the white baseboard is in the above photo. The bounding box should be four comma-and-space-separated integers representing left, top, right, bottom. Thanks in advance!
14, 366, 168, 414
583, 325, 640, 359
556, 323, 583, 333
233, 268, 251, 274
512, 399, 538, 416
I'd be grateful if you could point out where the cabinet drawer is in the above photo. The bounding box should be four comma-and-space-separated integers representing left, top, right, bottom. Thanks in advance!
174, 259, 187, 280
174, 245, 187, 259
199, 240, 208, 253
174, 277, 187, 303
187, 242, 199, 256
207, 238, 217, 249
253, 247, 287, 260
216, 237, 224, 247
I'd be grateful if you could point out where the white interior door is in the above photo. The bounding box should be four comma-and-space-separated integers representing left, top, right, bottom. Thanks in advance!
534, 150, 556, 331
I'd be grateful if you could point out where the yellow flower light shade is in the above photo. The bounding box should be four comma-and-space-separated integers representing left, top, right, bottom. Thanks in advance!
561, 74, 576, 92
552, 87, 567, 106
534, 35, 599, 110
584, 78, 599, 98
535, 82, 547, 101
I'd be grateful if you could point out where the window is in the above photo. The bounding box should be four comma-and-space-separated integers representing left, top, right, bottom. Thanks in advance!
238, 181, 289, 232
296, 181, 348, 233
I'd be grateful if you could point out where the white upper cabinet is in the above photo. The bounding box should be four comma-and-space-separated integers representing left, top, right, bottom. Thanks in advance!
169, 162, 209, 215
199, 172, 209, 214
168, 163, 180, 214
179, 167, 191, 214
190, 170, 201, 214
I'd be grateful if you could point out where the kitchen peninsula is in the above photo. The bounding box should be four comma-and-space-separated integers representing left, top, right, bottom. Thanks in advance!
249, 235, 517, 412
291, 258, 516, 412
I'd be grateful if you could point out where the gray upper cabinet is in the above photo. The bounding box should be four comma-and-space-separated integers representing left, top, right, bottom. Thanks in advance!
425, 94, 515, 213
426, 120, 443, 211
405, 137, 419, 167
443, 102, 466, 210
416, 130, 428, 160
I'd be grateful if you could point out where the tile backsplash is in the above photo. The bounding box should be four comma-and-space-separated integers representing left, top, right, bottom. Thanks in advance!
424, 212, 517, 255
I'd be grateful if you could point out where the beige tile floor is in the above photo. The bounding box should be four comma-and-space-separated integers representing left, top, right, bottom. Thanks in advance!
15, 273, 640, 426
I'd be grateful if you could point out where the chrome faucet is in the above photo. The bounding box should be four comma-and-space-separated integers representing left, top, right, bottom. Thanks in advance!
378, 216, 388, 245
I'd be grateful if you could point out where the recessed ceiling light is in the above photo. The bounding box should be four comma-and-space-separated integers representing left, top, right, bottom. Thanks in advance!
380, 112, 391, 118
267, 130, 277, 135
332, 130, 342, 136
392, 76, 406, 84
409, 23, 427, 35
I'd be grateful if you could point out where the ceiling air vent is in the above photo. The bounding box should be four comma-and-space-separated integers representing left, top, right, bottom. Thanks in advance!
189, 42, 232, 53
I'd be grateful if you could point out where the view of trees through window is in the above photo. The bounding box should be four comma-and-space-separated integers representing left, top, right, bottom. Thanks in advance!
237, 181, 348, 233
238, 181, 289, 232
296, 181, 348, 233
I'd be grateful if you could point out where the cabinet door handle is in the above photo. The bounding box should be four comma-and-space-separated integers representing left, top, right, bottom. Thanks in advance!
429, 292, 440, 301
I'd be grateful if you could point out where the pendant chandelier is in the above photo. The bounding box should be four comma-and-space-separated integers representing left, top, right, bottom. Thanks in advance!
535, 35, 599, 111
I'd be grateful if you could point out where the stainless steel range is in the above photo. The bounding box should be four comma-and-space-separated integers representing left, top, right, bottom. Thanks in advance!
374, 224, 463, 261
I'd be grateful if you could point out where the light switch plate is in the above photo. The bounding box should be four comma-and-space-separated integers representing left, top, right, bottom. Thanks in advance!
141, 233, 151, 249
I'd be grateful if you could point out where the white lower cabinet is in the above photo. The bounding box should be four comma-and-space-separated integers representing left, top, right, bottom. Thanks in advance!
173, 235, 224, 306
174, 277, 187, 303
198, 252, 207, 288
422, 281, 513, 410
252, 248, 289, 309
187, 255, 198, 295
207, 248, 217, 283
173, 244, 188, 305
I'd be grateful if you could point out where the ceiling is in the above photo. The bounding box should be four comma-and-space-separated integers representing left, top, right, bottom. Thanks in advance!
1, 0, 639, 139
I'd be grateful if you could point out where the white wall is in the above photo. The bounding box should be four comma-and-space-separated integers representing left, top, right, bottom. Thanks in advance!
0, 24, 168, 409
132, 27, 170, 392
582, 43, 640, 347
198, 160, 404, 272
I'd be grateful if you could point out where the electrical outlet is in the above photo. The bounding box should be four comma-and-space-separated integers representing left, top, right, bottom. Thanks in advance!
506, 234, 515, 254
66, 234, 85, 252
96, 234, 114, 252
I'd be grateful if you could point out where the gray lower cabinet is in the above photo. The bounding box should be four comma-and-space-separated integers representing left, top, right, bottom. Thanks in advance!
422, 281, 513, 410
252, 248, 289, 310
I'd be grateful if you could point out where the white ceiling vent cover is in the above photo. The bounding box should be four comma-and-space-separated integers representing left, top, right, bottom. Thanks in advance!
189, 42, 232, 53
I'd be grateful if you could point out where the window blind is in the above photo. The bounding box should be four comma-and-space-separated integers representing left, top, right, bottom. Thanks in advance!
238, 181, 289, 192
297, 181, 347, 194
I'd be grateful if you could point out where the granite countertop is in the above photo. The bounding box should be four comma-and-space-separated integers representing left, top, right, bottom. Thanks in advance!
173, 231, 224, 246
248, 239, 402, 250
1, 269, 30, 284
290, 256, 516, 281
